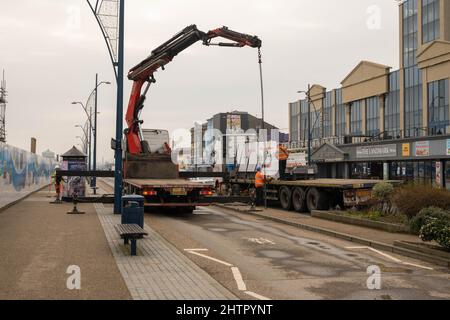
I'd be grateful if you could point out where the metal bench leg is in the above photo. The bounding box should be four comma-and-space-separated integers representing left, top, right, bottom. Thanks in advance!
131, 239, 137, 256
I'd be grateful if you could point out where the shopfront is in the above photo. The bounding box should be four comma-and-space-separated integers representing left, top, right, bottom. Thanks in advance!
312, 135, 450, 189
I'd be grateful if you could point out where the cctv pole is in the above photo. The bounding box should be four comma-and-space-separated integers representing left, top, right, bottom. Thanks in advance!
113, 0, 125, 214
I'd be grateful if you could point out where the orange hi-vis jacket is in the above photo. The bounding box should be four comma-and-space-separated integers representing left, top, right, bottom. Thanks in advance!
276, 145, 289, 161
255, 171, 265, 188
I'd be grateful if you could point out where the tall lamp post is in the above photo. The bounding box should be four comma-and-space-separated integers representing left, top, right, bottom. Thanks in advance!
298, 84, 312, 164
91, 76, 111, 194
72, 78, 110, 193
72, 101, 93, 170
87, 0, 126, 213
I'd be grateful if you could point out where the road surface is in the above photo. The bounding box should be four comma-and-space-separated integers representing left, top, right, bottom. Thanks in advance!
98, 179, 450, 300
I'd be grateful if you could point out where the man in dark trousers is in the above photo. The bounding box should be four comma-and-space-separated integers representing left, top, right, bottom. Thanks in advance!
276, 144, 289, 180
254, 166, 265, 207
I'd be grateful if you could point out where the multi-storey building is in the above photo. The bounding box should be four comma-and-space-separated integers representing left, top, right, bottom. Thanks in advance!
190, 111, 288, 171
289, 0, 450, 188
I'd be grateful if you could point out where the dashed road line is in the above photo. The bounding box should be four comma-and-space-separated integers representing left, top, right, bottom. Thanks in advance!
245, 291, 271, 300
231, 267, 247, 291
184, 248, 271, 300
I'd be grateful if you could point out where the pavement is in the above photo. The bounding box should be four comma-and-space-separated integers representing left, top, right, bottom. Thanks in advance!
0, 184, 235, 300
0, 188, 130, 300
94, 202, 235, 300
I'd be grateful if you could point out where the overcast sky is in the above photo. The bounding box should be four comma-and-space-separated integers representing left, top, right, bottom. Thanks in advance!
0, 0, 400, 162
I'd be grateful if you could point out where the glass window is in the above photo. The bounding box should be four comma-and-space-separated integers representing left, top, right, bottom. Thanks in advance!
385, 71, 401, 138
404, 66, 423, 137
403, 0, 418, 68
310, 102, 321, 140
323, 91, 333, 138
335, 89, 346, 138
300, 99, 309, 143
350, 100, 363, 135
366, 96, 380, 137
428, 78, 449, 134
422, 0, 440, 44
289, 102, 300, 142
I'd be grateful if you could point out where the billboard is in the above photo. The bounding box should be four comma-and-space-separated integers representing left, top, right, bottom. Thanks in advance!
415, 141, 430, 157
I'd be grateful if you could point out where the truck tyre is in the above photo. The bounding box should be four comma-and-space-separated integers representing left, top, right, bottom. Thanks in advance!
231, 184, 241, 196
279, 186, 293, 211
306, 188, 329, 212
292, 187, 307, 213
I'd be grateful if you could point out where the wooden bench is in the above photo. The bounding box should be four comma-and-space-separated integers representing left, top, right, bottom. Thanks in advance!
115, 224, 148, 256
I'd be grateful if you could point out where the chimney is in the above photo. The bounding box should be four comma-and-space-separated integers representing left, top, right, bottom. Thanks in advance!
30, 137, 37, 154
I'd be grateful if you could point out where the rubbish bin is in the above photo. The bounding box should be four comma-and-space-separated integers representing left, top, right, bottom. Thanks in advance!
121, 195, 145, 228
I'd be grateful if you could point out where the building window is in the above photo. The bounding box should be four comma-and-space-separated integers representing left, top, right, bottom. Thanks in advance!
403, 0, 418, 68
350, 100, 363, 136
289, 102, 300, 142
428, 78, 449, 134
323, 91, 333, 138
310, 102, 321, 140
385, 70, 400, 138
300, 99, 309, 143
422, 0, 440, 44
366, 97, 380, 137
335, 89, 346, 138
404, 66, 423, 137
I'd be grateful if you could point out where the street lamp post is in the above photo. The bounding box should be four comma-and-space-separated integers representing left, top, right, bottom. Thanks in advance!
72, 78, 110, 193
72, 101, 92, 171
298, 84, 312, 165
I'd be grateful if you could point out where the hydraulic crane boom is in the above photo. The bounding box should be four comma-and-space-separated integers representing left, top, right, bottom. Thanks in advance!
125, 24, 261, 155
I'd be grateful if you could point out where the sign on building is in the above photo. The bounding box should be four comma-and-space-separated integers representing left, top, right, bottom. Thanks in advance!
447, 139, 450, 156
402, 143, 410, 157
415, 141, 430, 157
356, 144, 397, 159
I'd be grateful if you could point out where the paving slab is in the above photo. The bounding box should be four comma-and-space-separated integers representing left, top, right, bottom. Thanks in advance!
0, 190, 131, 300
94, 203, 236, 300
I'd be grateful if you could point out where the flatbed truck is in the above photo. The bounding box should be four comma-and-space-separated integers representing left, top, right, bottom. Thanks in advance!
228, 177, 400, 212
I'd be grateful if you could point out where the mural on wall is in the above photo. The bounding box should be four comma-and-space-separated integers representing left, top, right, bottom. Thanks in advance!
0, 142, 57, 209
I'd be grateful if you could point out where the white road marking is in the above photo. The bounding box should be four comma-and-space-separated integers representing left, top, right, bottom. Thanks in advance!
366, 247, 403, 263
402, 262, 434, 270
185, 250, 234, 267
247, 238, 276, 245
346, 246, 434, 270
231, 267, 247, 291
245, 291, 271, 300
184, 248, 271, 300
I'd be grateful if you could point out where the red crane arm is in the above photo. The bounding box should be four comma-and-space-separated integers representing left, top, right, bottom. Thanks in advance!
125, 25, 261, 155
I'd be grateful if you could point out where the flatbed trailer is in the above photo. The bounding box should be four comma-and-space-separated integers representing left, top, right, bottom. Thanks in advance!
228, 178, 401, 212
123, 178, 214, 213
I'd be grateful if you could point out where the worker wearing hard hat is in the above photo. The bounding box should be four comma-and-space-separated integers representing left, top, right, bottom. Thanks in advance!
254, 166, 265, 207
276, 144, 289, 180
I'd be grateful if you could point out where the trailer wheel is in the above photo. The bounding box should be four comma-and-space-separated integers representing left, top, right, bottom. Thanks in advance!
279, 186, 293, 211
306, 188, 329, 212
292, 187, 307, 213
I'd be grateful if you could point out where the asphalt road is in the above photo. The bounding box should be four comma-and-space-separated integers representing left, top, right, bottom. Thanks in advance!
145, 206, 450, 300
98, 179, 450, 300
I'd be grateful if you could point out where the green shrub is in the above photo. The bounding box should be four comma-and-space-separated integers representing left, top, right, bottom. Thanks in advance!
420, 216, 450, 250
392, 184, 450, 219
410, 207, 450, 235
373, 182, 394, 202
